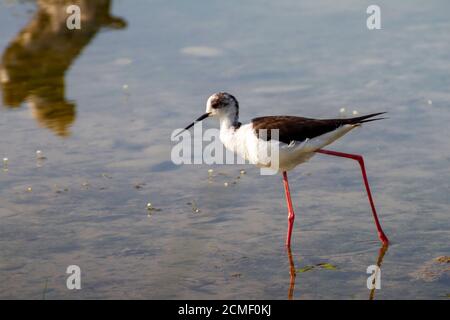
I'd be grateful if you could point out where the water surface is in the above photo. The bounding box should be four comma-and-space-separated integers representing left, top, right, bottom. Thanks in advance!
0, 0, 449, 299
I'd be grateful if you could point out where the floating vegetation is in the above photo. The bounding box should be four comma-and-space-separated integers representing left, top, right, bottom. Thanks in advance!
36, 150, 46, 160
55, 187, 69, 194
134, 182, 146, 190
146, 203, 153, 217
207, 169, 214, 184
146, 202, 161, 215
188, 200, 200, 213
296, 263, 337, 273
316, 263, 338, 270
410, 256, 450, 282
207, 169, 244, 186
35, 150, 46, 168
296, 266, 314, 273
435, 256, 450, 263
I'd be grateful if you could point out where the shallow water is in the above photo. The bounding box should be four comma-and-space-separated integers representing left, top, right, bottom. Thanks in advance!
0, 0, 449, 299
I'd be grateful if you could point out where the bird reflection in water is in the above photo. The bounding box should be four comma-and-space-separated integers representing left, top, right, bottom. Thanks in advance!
286, 247, 296, 300
285, 244, 389, 300
369, 244, 389, 300
0, 0, 126, 136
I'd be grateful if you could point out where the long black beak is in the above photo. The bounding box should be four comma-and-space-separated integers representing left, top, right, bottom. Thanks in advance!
175, 112, 211, 137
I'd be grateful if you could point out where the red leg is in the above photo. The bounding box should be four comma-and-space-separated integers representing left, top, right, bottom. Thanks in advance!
316, 149, 389, 246
282, 171, 296, 247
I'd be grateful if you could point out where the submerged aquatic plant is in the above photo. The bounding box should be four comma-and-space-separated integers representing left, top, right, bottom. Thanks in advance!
296, 263, 337, 273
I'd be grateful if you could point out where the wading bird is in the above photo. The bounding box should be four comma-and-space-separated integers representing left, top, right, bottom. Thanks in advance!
176, 92, 389, 247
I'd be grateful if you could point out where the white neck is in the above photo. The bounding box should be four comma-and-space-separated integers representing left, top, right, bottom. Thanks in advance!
219, 112, 239, 131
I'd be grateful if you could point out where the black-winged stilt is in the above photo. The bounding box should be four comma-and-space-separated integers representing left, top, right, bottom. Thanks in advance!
177, 92, 389, 248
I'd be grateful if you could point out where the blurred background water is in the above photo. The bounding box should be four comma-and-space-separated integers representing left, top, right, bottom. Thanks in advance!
0, 0, 449, 299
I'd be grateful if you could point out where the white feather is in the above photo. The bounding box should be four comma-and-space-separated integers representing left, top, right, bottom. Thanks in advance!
220, 122, 357, 172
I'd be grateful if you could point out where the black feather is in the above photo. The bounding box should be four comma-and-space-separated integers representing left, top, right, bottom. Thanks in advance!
252, 112, 387, 144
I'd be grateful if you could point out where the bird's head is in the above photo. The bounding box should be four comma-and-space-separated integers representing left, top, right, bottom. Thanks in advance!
205, 92, 239, 120
176, 92, 239, 137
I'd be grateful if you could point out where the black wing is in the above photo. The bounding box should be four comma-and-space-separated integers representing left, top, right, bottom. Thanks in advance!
252, 113, 386, 144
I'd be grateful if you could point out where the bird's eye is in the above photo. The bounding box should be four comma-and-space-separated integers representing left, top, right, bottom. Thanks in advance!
211, 100, 221, 109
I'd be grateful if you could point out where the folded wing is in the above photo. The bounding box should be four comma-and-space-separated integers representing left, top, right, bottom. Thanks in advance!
252, 113, 386, 144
